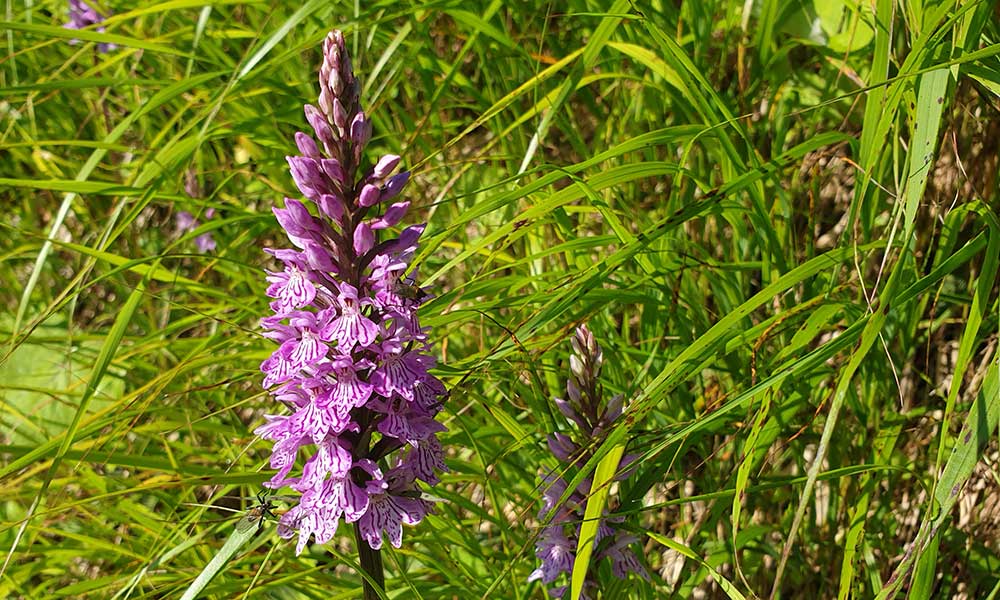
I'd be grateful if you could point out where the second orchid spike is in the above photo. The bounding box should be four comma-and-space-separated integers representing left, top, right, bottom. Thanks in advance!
529, 325, 650, 598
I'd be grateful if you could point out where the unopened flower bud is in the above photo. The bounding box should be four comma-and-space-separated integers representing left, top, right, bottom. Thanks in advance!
295, 132, 320, 158
373, 154, 401, 179
332, 97, 348, 131
351, 113, 372, 148
381, 172, 410, 201
358, 183, 381, 207
353, 222, 374, 255
371, 202, 410, 230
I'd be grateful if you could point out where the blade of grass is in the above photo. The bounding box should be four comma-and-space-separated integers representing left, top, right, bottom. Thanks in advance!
648, 532, 747, 600
178, 513, 269, 600
876, 359, 1000, 599
6, 70, 222, 357
0, 21, 191, 56
569, 443, 624, 600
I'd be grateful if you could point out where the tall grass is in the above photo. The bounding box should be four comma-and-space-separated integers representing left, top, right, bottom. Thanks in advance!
1, 1, 999, 598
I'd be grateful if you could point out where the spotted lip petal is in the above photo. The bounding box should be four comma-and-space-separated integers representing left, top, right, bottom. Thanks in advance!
404, 436, 448, 485
266, 265, 317, 311
356, 482, 429, 550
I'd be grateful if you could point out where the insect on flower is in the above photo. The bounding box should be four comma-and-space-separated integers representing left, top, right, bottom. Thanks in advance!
396, 275, 430, 303
236, 490, 290, 534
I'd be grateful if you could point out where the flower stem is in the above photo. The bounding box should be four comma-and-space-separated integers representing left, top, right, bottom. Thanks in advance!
353, 521, 385, 599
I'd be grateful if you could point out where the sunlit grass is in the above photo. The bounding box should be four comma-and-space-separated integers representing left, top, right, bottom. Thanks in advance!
1, 1, 999, 599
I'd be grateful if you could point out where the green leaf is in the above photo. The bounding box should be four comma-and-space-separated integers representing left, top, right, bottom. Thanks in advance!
647, 532, 747, 600
876, 361, 1000, 599
569, 443, 624, 600
178, 512, 267, 600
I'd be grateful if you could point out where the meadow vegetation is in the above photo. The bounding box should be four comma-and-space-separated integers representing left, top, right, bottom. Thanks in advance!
1, 1, 999, 598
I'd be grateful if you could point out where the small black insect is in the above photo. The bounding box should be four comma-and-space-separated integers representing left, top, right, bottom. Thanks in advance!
237, 489, 279, 534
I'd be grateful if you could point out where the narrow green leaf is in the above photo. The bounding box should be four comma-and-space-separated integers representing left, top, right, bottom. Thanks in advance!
877, 362, 1000, 599
2, 267, 151, 574
647, 532, 747, 600
235, 0, 329, 80
8, 70, 223, 352
178, 515, 264, 600
569, 443, 624, 600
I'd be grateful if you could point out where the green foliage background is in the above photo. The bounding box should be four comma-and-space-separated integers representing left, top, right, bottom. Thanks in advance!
1, 0, 999, 598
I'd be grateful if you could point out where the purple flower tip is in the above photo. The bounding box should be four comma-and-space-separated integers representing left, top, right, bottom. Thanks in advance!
372, 154, 401, 179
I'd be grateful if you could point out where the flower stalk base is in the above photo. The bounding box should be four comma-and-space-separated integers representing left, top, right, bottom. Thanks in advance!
354, 522, 385, 599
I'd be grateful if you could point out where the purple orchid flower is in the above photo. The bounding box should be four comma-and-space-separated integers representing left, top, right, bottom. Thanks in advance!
65, 0, 116, 53
257, 30, 447, 564
531, 326, 650, 597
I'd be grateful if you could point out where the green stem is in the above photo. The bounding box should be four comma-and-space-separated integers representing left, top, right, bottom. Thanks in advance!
353, 521, 385, 599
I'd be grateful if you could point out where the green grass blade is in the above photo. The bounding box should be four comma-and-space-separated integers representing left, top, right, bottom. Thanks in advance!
876, 361, 1000, 599
569, 443, 624, 600
647, 532, 746, 600
178, 515, 265, 600
1, 266, 150, 579
0, 21, 192, 56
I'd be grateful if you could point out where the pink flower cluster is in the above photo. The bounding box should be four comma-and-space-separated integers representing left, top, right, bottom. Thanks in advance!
258, 30, 446, 554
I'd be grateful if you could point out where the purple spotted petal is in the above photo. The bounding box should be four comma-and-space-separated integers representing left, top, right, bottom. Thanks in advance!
370, 351, 424, 401
266, 265, 317, 310
528, 527, 574, 584
357, 492, 427, 550
402, 437, 448, 485
298, 438, 353, 492
288, 329, 328, 370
